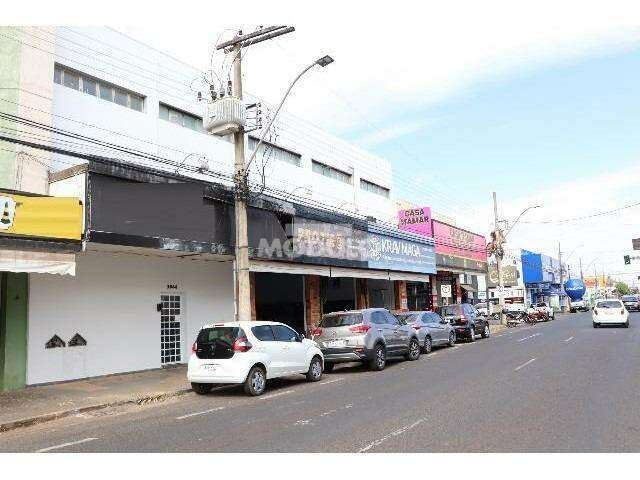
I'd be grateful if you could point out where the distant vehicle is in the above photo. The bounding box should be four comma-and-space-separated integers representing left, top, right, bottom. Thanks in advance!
188, 321, 324, 396
475, 302, 489, 316
621, 295, 640, 312
396, 311, 456, 352
570, 299, 589, 313
438, 303, 491, 342
532, 301, 555, 321
593, 299, 629, 328
311, 308, 421, 372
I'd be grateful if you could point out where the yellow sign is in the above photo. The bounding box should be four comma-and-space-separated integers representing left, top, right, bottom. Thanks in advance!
0, 191, 82, 241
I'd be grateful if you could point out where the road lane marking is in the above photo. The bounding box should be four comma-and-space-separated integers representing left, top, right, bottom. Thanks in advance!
514, 358, 537, 372
176, 406, 225, 420
36, 438, 98, 453
358, 417, 428, 453
319, 378, 344, 385
564, 336, 574, 342
517, 333, 541, 343
258, 389, 294, 400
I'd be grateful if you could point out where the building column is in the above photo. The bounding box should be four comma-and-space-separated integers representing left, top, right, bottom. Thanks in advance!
394, 280, 408, 311
305, 275, 321, 331
355, 278, 368, 309
431, 277, 438, 310
0, 272, 29, 391
249, 272, 257, 321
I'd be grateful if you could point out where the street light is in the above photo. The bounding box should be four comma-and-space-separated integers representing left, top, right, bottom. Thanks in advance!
245, 55, 335, 171
504, 204, 541, 238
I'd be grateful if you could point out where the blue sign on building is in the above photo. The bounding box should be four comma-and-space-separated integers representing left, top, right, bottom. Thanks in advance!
367, 232, 436, 274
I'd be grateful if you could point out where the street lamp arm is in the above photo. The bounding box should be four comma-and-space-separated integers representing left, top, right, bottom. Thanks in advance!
245, 57, 332, 171
504, 205, 540, 238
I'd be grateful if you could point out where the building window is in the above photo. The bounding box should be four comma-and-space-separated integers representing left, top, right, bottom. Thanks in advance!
360, 178, 390, 198
312, 160, 352, 184
248, 136, 301, 167
159, 103, 203, 132
54, 64, 145, 112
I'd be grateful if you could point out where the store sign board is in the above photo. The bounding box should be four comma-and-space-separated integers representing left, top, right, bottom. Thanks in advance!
367, 232, 436, 274
487, 265, 519, 288
441, 284, 452, 298
435, 253, 487, 272
432, 220, 487, 263
0, 191, 83, 241
633, 238, 640, 250
398, 206, 432, 237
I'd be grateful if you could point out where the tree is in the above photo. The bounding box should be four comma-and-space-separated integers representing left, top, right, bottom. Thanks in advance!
615, 282, 630, 296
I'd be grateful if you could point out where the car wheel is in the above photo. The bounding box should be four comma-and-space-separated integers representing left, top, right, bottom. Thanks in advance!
306, 356, 323, 382
593, 322, 599, 328
422, 336, 432, 354
624, 321, 630, 328
244, 365, 267, 396
448, 331, 456, 347
369, 344, 386, 371
481, 323, 491, 338
323, 362, 335, 374
191, 382, 213, 395
468, 326, 476, 342
405, 338, 421, 361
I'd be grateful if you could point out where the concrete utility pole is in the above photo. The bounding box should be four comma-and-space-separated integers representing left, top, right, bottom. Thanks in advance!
558, 241, 565, 312
580, 257, 583, 281
493, 192, 506, 325
214, 27, 332, 322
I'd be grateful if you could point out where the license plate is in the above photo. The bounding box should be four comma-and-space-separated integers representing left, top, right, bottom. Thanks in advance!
202, 364, 217, 371
325, 340, 346, 348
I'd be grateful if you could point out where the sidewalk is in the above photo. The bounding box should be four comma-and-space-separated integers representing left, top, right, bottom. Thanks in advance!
0, 365, 191, 433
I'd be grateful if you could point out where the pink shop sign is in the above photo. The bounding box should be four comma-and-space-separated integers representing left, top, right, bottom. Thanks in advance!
433, 220, 487, 262
398, 206, 432, 237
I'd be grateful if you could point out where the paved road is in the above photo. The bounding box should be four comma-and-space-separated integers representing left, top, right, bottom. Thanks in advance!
2, 312, 639, 452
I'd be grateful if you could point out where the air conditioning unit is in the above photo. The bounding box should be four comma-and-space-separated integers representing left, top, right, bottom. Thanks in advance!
204, 97, 246, 136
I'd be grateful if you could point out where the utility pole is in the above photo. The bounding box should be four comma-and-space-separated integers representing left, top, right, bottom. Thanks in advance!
579, 257, 583, 280
214, 26, 295, 321
492, 192, 506, 325
558, 241, 565, 312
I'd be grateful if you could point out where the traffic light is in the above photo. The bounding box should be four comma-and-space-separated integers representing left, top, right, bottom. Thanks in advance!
624, 255, 631, 265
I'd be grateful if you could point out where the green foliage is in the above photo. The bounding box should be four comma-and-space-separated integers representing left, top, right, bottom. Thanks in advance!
615, 282, 631, 296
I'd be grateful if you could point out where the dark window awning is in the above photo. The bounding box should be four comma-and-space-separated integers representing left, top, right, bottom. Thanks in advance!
460, 284, 477, 292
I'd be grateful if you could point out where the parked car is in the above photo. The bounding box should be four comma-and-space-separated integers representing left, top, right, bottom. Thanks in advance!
621, 295, 640, 312
438, 303, 491, 342
570, 298, 589, 313
311, 308, 421, 372
593, 299, 629, 328
396, 311, 456, 352
533, 301, 555, 320
188, 321, 324, 396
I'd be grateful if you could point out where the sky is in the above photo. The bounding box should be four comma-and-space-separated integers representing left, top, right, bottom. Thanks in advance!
9, 0, 640, 285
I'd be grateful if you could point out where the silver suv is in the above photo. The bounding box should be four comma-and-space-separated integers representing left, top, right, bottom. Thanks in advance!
311, 308, 421, 372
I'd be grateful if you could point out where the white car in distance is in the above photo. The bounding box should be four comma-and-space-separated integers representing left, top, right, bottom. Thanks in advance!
592, 299, 629, 328
188, 321, 324, 396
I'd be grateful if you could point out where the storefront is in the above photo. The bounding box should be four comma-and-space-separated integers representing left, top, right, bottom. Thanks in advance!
0, 189, 83, 390
521, 250, 566, 309
432, 220, 487, 307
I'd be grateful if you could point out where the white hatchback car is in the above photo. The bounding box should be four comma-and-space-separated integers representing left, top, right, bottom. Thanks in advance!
592, 299, 629, 328
188, 321, 324, 396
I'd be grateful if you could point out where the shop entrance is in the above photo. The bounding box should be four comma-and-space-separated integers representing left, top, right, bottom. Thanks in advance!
320, 277, 356, 314
254, 272, 305, 333
368, 279, 395, 310
407, 281, 431, 311
160, 293, 183, 365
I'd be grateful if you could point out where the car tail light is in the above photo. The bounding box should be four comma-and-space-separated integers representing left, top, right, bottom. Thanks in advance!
412, 324, 421, 331
232, 337, 252, 352
191, 342, 197, 353
459, 318, 468, 324
349, 324, 370, 334
621, 309, 625, 315
310, 327, 323, 337
594, 309, 598, 316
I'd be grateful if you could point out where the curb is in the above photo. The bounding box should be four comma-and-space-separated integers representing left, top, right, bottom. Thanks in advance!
0, 388, 193, 434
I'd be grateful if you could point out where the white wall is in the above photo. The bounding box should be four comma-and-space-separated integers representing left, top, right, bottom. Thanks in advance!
27, 251, 234, 384
48, 27, 395, 222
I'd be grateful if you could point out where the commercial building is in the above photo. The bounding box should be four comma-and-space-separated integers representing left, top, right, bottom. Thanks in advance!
0, 27, 437, 388
521, 249, 567, 310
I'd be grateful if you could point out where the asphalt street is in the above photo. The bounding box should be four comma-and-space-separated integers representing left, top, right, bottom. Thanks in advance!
1, 311, 639, 452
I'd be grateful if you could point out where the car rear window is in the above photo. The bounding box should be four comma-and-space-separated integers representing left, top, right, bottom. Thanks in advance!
320, 313, 363, 327
622, 296, 636, 301
596, 301, 622, 309
195, 326, 244, 359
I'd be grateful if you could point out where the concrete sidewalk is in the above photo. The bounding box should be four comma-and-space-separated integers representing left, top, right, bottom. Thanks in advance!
0, 365, 191, 433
